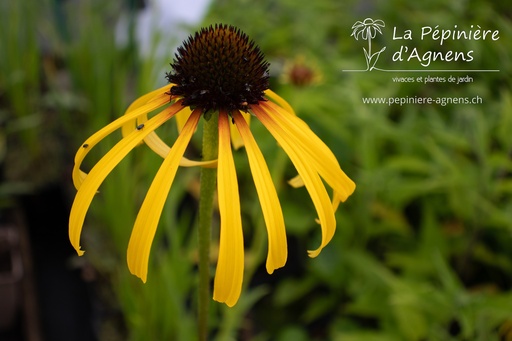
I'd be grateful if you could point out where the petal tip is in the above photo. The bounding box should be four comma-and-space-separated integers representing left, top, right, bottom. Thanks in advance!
307, 249, 321, 258
129, 267, 147, 283
266, 256, 287, 274
266, 263, 276, 274
213, 295, 239, 308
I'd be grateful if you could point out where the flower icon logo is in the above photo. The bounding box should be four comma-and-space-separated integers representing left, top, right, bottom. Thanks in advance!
350, 18, 386, 71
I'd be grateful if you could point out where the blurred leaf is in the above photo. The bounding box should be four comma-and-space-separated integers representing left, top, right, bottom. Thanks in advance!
274, 277, 316, 307
332, 331, 398, 341
276, 326, 309, 341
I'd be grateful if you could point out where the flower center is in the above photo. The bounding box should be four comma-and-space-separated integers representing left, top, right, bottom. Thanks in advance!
166, 24, 270, 114
289, 64, 315, 87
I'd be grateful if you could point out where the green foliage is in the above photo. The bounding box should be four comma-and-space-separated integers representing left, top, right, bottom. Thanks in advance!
206, 0, 512, 340
2, 0, 511, 340
0, 0, 44, 203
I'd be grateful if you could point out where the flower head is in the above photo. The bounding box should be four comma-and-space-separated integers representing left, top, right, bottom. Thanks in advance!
167, 25, 269, 113
69, 24, 355, 307
351, 18, 385, 40
281, 55, 322, 87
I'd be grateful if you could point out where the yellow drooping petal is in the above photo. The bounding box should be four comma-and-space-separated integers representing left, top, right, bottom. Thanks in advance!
264, 89, 296, 115
261, 101, 355, 202
230, 111, 251, 150
233, 111, 287, 274
288, 174, 343, 214
253, 104, 336, 258
121, 84, 172, 137
179, 157, 218, 168
288, 174, 304, 188
72, 96, 173, 190
141, 126, 170, 158
69, 105, 178, 256
175, 105, 193, 133
136, 111, 173, 158
136, 109, 216, 168
213, 112, 244, 307
127, 109, 202, 282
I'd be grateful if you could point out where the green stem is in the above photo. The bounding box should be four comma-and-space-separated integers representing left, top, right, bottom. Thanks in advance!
198, 112, 219, 341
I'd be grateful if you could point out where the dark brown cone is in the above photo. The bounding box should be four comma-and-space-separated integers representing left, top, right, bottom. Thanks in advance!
166, 24, 270, 114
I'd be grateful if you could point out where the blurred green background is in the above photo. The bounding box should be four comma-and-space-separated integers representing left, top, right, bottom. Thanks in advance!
1, 0, 511, 340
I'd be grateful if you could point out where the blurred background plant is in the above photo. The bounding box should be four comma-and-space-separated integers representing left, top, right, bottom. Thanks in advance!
1, 0, 511, 340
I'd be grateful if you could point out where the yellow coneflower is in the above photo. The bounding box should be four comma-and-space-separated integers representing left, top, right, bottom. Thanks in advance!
281, 55, 322, 87
69, 24, 355, 307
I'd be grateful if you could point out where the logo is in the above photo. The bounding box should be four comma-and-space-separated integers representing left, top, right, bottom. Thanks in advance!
345, 18, 500, 73
350, 18, 387, 71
